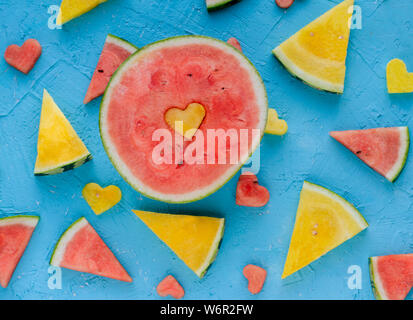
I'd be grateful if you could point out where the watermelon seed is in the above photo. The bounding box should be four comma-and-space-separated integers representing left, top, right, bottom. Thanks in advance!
187, 73, 192, 77
356, 151, 362, 154
98, 69, 104, 73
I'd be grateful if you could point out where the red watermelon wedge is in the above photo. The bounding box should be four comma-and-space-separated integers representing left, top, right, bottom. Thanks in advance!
369, 254, 413, 300
84, 34, 138, 104
50, 217, 132, 282
0, 215, 39, 288
330, 127, 410, 182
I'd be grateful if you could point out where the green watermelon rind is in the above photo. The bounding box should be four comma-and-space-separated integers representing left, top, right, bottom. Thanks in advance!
385, 127, 410, 182
99, 35, 268, 204
196, 218, 225, 278
369, 257, 387, 300
34, 154, 92, 176
206, 0, 241, 12
106, 34, 139, 54
50, 217, 87, 266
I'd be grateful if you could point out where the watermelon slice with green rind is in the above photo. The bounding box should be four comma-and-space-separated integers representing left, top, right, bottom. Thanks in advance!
330, 127, 410, 182
369, 254, 413, 300
84, 34, 138, 104
50, 217, 132, 282
206, 0, 241, 11
100, 35, 268, 203
0, 215, 39, 288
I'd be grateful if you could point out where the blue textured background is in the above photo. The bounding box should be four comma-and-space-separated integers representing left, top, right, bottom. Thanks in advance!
0, 0, 412, 300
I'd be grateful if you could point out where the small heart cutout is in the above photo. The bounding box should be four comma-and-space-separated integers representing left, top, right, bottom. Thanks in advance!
387, 58, 413, 93
243, 264, 267, 295
4, 39, 42, 74
82, 183, 122, 215
157, 275, 185, 299
275, 0, 295, 9
265, 108, 288, 135
227, 37, 242, 52
165, 103, 206, 140
236, 172, 270, 207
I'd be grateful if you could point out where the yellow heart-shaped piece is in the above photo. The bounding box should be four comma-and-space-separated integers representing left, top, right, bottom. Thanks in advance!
165, 103, 206, 140
386, 58, 413, 93
82, 183, 122, 215
265, 108, 288, 135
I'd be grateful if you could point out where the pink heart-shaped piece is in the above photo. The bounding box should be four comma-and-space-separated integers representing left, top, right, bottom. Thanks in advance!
243, 264, 267, 295
275, 0, 295, 9
4, 39, 42, 74
156, 275, 185, 299
227, 37, 242, 52
236, 172, 270, 207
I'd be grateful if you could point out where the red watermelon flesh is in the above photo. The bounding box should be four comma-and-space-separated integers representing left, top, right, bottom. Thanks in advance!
370, 254, 413, 300
101, 37, 267, 203
227, 37, 242, 52
330, 127, 409, 182
243, 264, 267, 294
4, 39, 42, 74
236, 172, 270, 207
157, 275, 185, 299
84, 35, 137, 104
0, 216, 39, 288
52, 218, 132, 282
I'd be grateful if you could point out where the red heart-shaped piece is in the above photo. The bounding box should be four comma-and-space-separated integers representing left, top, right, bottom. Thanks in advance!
156, 275, 185, 299
243, 264, 267, 295
227, 37, 242, 52
236, 172, 270, 207
275, 0, 295, 9
4, 39, 42, 74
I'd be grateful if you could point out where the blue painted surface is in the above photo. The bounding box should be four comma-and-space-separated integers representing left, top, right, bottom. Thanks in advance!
0, 0, 412, 300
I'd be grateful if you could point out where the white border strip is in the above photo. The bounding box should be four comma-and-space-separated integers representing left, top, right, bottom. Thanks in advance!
0, 216, 39, 228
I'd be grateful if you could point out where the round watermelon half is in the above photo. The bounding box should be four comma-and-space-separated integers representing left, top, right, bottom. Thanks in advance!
100, 36, 268, 203
369, 254, 413, 300
0, 215, 39, 288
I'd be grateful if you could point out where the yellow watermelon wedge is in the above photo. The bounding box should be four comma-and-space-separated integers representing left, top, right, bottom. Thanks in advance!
282, 181, 368, 279
273, 0, 354, 93
34, 90, 91, 175
57, 0, 107, 26
133, 210, 224, 278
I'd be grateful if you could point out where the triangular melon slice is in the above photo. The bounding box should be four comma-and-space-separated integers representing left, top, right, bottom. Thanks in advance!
34, 89, 92, 175
369, 254, 413, 300
50, 217, 132, 282
84, 34, 138, 104
57, 0, 107, 26
282, 181, 368, 279
133, 210, 225, 277
0, 215, 39, 288
330, 127, 410, 182
273, 0, 354, 93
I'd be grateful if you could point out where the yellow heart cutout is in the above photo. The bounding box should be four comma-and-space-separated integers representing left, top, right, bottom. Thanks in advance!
265, 108, 288, 135
165, 103, 206, 140
82, 183, 122, 215
387, 58, 413, 93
